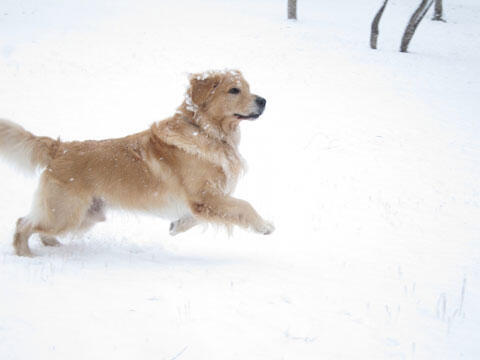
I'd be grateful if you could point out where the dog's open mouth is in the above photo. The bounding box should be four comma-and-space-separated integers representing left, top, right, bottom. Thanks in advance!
234, 113, 261, 120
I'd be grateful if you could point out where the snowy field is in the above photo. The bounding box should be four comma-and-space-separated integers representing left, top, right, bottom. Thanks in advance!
1, 0, 479, 358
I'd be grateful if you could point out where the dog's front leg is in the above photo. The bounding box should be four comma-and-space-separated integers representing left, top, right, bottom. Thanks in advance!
189, 195, 274, 235
169, 215, 198, 236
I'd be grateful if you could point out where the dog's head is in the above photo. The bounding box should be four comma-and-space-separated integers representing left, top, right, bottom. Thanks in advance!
184, 70, 266, 132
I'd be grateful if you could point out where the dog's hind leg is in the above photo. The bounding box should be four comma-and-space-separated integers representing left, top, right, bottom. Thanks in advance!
14, 174, 92, 256
77, 197, 106, 232
87, 197, 106, 222
39, 197, 105, 248
13, 217, 34, 257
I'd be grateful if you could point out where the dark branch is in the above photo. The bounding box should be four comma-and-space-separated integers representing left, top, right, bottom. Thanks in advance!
370, 0, 389, 49
288, 0, 297, 20
400, 0, 434, 53
432, 0, 446, 22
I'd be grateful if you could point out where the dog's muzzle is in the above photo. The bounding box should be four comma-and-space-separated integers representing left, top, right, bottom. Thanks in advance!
234, 96, 267, 120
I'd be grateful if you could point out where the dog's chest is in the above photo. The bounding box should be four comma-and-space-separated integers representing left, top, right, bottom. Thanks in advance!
216, 146, 244, 195
227, 164, 244, 195
154, 194, 191, 221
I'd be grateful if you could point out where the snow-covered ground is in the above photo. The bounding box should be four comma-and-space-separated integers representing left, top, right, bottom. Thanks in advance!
1, 0, 479, 358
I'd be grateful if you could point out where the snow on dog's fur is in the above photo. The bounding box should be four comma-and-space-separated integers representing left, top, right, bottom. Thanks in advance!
0, 70, 274, 256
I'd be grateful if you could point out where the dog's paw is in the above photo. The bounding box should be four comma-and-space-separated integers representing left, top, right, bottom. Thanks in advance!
15, 248, 34, 257
256, 221, 275, 235
41, 236, 62, 247
169, 221, 179, 236
169, 216, 198, 236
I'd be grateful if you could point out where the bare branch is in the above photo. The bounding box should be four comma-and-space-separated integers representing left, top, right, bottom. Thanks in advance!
370, 0, 389, 49
288, 0, 297, 20
432, 0, 446, 22
400, 0, 434, 53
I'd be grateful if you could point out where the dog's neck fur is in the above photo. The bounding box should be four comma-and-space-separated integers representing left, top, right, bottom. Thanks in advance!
175, 102, 241, 148
150, 104, 245, 182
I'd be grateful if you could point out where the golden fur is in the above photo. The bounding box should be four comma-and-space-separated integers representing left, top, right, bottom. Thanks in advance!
0, 70, 274, 256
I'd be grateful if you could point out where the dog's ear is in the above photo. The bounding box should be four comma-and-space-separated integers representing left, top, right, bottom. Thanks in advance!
188, 73, 222, 108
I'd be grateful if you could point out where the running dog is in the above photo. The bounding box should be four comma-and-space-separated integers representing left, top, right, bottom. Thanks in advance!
0, 70, 274, 256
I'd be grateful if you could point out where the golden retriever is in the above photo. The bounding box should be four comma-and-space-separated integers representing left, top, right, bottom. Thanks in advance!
0, 70, 274, 256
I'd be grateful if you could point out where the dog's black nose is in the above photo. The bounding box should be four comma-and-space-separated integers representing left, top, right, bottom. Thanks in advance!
255, 96, 266, 109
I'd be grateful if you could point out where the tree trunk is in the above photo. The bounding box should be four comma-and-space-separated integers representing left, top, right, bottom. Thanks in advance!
432, 0, 445, 21
370, 0, 389, 49
400, 0, 434, 53
288, 0, 297, 20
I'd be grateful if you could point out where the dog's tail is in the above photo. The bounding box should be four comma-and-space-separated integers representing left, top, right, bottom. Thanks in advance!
0, 119, 59, 173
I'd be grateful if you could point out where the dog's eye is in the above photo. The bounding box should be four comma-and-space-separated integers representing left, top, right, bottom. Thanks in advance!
228, 88, 241, 94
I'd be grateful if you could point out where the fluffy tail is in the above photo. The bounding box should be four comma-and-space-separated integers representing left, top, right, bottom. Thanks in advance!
0, 119, 59, 173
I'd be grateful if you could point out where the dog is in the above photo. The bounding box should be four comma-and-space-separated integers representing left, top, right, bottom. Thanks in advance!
0, 70, 274, 256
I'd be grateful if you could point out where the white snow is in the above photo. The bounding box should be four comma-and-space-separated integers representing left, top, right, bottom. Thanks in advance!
1, 0, 479, 359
